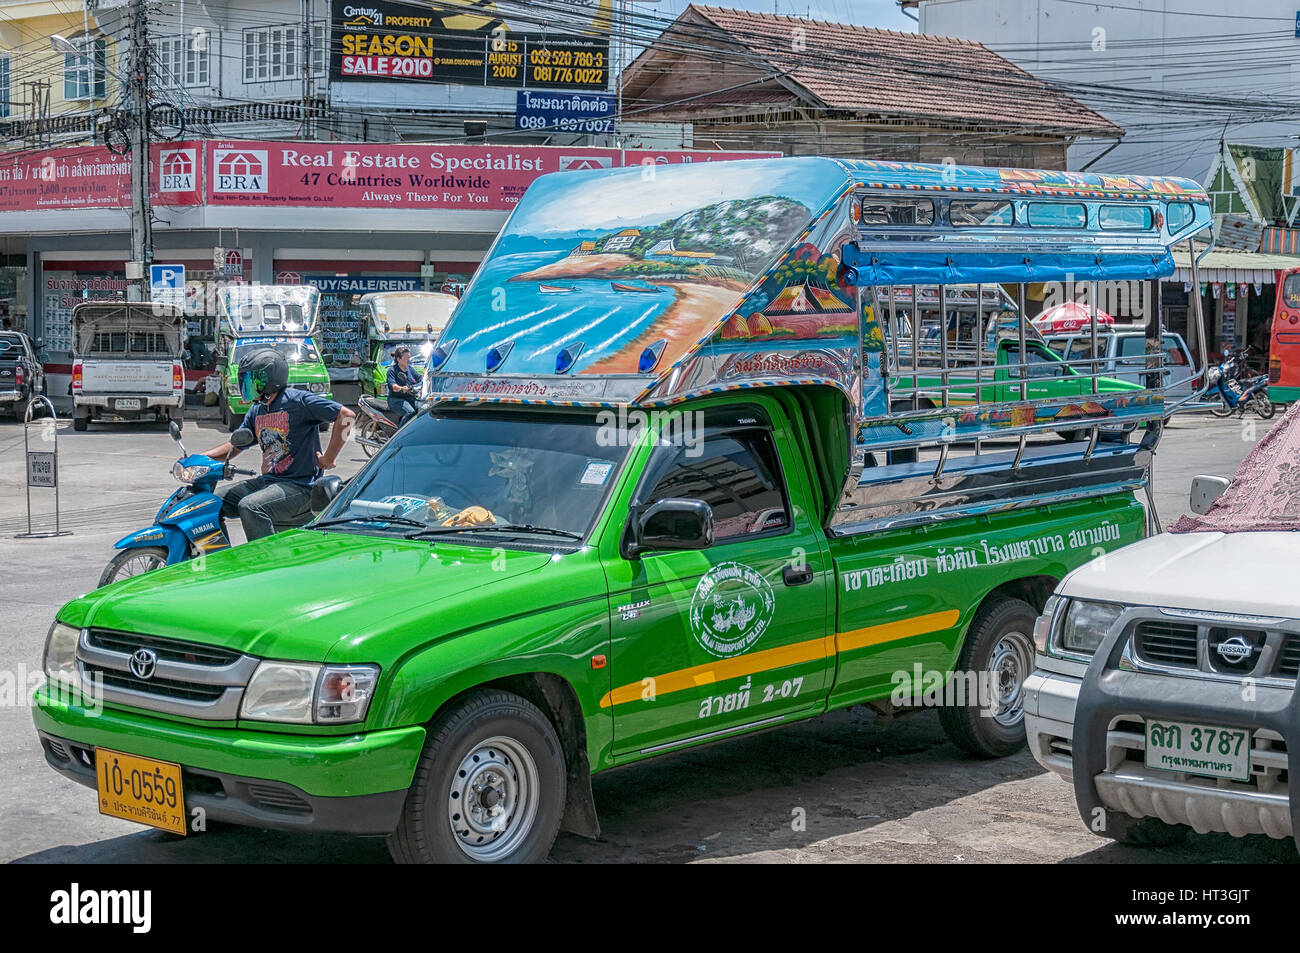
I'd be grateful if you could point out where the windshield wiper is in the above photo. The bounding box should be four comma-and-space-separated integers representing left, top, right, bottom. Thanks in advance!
311, 515, 429, 530
405, 523, 583, 541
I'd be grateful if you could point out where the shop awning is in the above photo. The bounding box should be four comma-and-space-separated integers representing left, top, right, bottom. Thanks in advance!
1172, 249, 1300, 283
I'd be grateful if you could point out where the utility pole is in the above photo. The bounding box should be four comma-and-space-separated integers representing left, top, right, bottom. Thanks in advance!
128, 0, 153, 300
301, 0, 314, 139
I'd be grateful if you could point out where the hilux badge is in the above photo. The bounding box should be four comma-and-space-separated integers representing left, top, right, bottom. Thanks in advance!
1215, 636, 1253, 664
129, 648, 158, 680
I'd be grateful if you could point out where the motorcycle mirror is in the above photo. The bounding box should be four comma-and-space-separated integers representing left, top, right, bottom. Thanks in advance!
311, 475, 344, 512
230, 427, 256, 449
168, 420, 182, 442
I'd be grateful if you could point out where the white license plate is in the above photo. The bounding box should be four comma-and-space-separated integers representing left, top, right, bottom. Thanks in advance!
1145, 719, 1250, 780
114, 398, 141, 410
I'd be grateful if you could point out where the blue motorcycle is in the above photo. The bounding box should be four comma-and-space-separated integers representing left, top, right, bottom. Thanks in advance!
1207, 345, 1276, 420
98, 422, 260, 587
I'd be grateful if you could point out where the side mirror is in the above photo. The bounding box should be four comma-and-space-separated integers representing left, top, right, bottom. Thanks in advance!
168, 420, 182, 441
1189, 475, 1230, 515
230, 427, 256, 449
623, 498, 713, 559
311, 475, 344, 513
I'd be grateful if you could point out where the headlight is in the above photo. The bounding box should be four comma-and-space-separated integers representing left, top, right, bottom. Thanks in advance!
309, 382, 327, 393
1033, 595, 1062, 653
241, 661, 379, 724
1056, 599, 1125, 658
172, 462, 212, 483
43, 622, 80, 687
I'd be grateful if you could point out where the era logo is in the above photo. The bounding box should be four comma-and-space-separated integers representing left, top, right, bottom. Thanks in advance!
213, 149, 268, 193
159, 148, 196, 191
559, 155, 612, 171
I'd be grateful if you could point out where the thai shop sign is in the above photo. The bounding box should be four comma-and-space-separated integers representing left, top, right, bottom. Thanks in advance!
0, 143, 203, 211
331, 0, 611, 91
204, 141, 780, 210
515, 91, 615, 133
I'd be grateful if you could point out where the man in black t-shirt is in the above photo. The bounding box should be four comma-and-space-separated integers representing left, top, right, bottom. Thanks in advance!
204, 348, 356, 541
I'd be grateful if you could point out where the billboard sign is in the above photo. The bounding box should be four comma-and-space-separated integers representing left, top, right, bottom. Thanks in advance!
331, 0, 612, 92
515, 90, 615, 134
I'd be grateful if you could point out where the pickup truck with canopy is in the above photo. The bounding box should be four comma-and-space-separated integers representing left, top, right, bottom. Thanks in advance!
70, 302, 186, 432
33, 156, 1212, 863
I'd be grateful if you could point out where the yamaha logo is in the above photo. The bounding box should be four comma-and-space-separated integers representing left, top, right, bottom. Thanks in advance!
1215, 635, 1254, 664
128, 648, 158, 680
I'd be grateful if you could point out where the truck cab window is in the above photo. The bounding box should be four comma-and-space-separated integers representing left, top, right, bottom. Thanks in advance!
643, 431, 790, 541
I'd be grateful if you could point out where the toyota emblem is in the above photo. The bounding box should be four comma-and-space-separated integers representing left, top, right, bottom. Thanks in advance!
129, 648, 158, 680
1215, 635, 1254, 664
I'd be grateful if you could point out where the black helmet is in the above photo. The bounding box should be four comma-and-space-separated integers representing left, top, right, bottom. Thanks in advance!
238, 347, 289, 403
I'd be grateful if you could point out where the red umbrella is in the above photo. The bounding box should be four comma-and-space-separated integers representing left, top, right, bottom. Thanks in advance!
1031, 300, 1115, 333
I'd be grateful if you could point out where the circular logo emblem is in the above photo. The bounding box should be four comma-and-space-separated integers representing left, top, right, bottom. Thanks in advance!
129, 648, 158, 680
1215, 635, 1254, 664
689, 561, 776, 658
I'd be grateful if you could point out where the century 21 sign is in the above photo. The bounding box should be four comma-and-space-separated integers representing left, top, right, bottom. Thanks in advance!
330, 0, 610, 91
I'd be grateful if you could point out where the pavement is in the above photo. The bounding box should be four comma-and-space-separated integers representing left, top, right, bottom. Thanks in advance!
0, 409, 1293, 864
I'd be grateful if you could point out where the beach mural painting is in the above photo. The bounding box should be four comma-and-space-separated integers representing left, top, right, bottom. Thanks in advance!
434, 159, 855, 386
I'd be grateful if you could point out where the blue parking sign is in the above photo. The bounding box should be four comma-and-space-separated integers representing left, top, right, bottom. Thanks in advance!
150, 264, 185, 292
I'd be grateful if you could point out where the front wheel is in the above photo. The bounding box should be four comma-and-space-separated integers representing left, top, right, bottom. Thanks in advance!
938, 595, 1038, 758
98, 546, 170, 588
388, 690, 566, 864
1209, 394, 1234, 418
1254, 394, 1277, 419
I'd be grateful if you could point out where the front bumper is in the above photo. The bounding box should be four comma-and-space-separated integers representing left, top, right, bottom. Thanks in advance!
1063, 655, 1297, 841
32, 685, 424, 835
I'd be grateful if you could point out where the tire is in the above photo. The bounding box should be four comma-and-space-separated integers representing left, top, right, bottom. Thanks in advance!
1097, 812, 1189, 848
1255, 395, 1277, 420
939, 595, 1038, 758
356, 417, 379, 458
1209, 395, 1234, 418
98, 546, 170, 588
73, 415, 88, 432
388, 690, 566, 864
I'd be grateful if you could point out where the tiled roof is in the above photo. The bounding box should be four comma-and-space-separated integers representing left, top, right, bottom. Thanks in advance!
636, 5, 1121, 137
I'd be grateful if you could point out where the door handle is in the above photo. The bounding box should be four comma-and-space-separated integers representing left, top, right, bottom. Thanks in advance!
782, 565, 815, 587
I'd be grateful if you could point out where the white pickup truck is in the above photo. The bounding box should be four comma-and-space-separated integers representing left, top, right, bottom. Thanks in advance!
71, 302, 186, 432
1026, 409, 1300, 848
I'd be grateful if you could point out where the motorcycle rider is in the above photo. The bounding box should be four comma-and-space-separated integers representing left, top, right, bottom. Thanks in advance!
203, 348, 355, 541
386, 345, 422, 427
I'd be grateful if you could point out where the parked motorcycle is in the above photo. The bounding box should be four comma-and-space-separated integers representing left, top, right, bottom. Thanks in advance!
354, 395, 402, 458
98, 422, 323, 587
1207, 346, 1275, 420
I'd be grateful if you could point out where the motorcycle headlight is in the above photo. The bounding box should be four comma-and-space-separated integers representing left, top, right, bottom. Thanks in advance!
241, 661, 380, 725
1054, 599, 1125, 658
172, 462, 212, 483
43, 622, 80, 688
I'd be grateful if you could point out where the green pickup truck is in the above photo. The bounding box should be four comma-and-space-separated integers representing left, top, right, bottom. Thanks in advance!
32, 156, 1211, 863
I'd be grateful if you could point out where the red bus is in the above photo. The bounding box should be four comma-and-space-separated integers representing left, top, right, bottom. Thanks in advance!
1269, 266, 1300, 403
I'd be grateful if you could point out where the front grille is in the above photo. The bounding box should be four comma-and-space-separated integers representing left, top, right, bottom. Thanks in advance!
83, 663, 227, 702
86, 628, 241, 666
1278, 638, 1300, 679
1133, 621, 1198, 668
77, 628, 258, 719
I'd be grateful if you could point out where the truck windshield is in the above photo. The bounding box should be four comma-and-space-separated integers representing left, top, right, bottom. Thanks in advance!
232, 339, 320, 364
321, 409, 628, 544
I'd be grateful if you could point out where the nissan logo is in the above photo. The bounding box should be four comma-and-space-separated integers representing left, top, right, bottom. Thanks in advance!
128, 648, 158, 680
1215, 636, 1254, 664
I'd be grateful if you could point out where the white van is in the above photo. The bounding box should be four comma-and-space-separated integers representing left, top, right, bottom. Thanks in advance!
1043, 329, 1197, 400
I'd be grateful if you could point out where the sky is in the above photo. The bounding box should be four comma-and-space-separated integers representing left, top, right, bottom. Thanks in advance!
651, 0, 919, 30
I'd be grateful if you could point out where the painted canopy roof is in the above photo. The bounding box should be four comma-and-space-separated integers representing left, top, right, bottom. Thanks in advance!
426, 156, 1209, 407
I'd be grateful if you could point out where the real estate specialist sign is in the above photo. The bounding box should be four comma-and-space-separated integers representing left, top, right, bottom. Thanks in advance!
332, 0, 611, 91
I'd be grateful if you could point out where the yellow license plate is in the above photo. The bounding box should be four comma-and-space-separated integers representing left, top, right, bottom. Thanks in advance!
95, 748, 187, 835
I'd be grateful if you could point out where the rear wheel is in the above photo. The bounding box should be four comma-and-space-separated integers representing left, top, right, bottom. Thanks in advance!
939, 595, 1038, 758
99, 546, 170, 588
388, 690, 566, 864
356, 417, 379, 458
73, 412, 88, 432
1254, 394, 1277, 419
